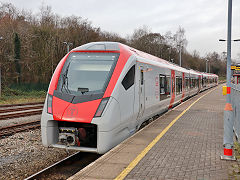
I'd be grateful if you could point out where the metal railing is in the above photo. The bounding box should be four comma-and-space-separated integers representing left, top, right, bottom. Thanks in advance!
231, 84, 240, 139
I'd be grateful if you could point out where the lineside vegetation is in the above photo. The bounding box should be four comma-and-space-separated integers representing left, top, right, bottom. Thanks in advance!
0, 3, 226, 97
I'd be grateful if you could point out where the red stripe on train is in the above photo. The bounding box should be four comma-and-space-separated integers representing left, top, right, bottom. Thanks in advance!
48, 54, 70, 95
103, 44, 133, 98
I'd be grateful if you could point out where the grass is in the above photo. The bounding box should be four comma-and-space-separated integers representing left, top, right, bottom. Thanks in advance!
234, 142, 240, 159
219, 76, 226, 81
0, 86, 47, 105
228, 142, 240, 179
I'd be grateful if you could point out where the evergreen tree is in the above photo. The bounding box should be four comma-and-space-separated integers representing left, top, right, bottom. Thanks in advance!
14, 32, 21, 83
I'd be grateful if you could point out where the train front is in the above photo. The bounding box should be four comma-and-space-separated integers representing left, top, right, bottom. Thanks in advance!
41, 42, 131, 154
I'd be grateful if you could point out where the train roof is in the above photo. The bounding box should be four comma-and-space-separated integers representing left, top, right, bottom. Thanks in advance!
72, 42, 218, 78
72, 41, 120, 51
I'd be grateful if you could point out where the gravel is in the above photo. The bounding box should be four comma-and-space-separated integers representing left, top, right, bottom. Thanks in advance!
0, 128, 77, 180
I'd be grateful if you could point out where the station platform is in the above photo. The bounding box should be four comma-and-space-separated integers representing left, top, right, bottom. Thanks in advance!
69, 85, 238, 180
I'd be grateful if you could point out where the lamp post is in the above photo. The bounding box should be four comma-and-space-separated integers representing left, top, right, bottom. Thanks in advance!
208, 60, 211, 73
177, 44, 182, 67
167, 47, 171, 62
206, 59, 209, 73
222, 51, 227, 58
220, 0, 235, 161
63, 42, 73, 53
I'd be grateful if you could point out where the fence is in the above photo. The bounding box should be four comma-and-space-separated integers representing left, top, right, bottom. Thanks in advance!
232, 84, 240, 139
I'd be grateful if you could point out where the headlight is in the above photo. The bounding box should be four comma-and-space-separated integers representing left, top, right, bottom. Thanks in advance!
47, 94, 53, 114
94, 98, 109, 117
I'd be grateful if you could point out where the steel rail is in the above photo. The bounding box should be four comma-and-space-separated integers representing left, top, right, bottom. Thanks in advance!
24, 152, 100, 180
0, 110, 42, 120
0, 102, 44, 108
0, 105, 43, 113
0, 120, 40, 137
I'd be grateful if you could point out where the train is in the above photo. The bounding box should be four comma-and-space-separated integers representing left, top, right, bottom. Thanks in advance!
41, 42, 218, 154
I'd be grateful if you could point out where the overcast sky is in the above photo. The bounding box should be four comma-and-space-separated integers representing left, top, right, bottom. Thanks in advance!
2, 0, 240, 61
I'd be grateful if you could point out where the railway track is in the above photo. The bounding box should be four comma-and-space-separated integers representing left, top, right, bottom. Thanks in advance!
25, 152, 100, 180
0, 120, 40, 137
0, 102, 44, 120
0, 102, 43, 108
0, 102, 44, 137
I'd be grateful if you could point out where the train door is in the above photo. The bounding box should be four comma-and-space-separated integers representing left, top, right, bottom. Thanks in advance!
198, 75, 201, 92
169, 70, 175, 108
138, 67, 145, 117
181, 72, 185, 101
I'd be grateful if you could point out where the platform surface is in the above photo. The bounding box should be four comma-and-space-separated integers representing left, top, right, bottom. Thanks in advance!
69, 85, 238, 180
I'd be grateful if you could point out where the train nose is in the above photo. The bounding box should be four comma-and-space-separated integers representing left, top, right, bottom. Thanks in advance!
59, 100, 101, 123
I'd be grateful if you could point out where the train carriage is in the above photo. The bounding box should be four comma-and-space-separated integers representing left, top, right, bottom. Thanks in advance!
41, 42, 218, 154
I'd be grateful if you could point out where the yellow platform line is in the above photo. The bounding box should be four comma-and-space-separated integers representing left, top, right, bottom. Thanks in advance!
114, 87, 217, 180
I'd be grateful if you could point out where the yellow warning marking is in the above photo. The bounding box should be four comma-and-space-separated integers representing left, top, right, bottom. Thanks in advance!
114, 87, 217, 180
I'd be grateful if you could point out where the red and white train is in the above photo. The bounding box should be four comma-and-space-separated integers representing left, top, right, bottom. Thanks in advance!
41, 42, 218, 154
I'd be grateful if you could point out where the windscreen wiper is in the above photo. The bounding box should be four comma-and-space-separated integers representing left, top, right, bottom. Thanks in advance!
61, 62, 71, 93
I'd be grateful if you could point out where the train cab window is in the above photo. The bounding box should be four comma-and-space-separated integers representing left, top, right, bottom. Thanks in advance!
176, 77, 182, 94
159, 75, 170, 100
57, 52, 119, 95
122, 65, 135, 90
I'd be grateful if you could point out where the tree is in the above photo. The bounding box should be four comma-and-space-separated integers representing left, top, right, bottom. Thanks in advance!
14, 32, 21, 83
0, 3, 226, 88
173, 26, 188, 49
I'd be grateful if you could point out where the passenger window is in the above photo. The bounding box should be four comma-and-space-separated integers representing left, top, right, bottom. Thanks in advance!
122, 65, 135, 90
159, 75, 170, 100
176, 77, 182, 94
185, 77, 189, 90
193, 78, 196, 88
190, 78, 193, 88
180, 77, 182, 92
